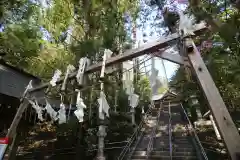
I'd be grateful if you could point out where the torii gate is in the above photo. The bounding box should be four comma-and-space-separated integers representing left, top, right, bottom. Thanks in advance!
5, 23, 240, 160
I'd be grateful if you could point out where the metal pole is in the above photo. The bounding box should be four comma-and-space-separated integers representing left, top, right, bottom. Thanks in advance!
88, 87, 93, 123
131, 107, 136, 126
168, 101, 172, 160
97, 122, 107, 160
114, 90, 118, 113
161, 58, 169, 89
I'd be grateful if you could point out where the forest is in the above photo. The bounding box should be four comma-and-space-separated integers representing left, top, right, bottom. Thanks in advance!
0, 0, 240, 159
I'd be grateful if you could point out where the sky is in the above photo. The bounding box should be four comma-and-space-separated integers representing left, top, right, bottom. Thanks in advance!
136, 33, 180, 80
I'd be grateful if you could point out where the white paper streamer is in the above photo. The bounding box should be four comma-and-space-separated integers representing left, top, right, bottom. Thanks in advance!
50, 69, 62, 87
45, 100, 58, 121
142, 106, 145, 114
97, 92, 110, 120
100, 49, 113, 78
129, 93, 139, 108
58, 103, 66, 124
74, 91, 87, 122
76, 57, 90, 85
29, 99, 44, 121
104, 49, 113, 59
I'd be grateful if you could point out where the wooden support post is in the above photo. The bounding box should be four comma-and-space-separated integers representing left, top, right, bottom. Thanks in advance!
6, 99, 29, 138
184, 38, 240, 160
96, 122, 107, 160
4, 133, 17, 160
4, 99, 29, 159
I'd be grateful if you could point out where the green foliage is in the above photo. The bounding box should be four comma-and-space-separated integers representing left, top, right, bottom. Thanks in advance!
69, 0, 139, 59
26, 44, 75, 81
0, 22, 43, 67
135, 76, 151, 102
157, 87, 167, 94
42, 0, 74, 41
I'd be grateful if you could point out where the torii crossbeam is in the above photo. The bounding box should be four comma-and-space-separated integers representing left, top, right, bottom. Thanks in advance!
6, 22, 240, 160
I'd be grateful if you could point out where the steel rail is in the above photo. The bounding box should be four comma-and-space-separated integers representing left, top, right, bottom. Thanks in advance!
180, 103, 208, 160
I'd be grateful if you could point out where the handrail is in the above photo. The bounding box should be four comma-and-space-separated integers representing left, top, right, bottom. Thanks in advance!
180, 103, 208, 160
146, 102, 162, 159
168, 101, 173, 160
117, 105, 153, 160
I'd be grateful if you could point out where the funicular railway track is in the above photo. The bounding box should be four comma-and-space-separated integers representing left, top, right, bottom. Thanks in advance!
119, 100, 208, 160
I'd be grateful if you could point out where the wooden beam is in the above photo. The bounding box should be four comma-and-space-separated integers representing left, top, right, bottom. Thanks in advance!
185, 39, 240, 160
28, 23, 206, 93
6, 100, 29, 138
4, 99, 29, 159
154, 51, 190, 66
4, 133, 17, 160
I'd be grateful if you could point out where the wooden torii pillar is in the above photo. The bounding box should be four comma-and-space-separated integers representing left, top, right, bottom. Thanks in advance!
5, 23, 240, 160
183, 38, 240, 160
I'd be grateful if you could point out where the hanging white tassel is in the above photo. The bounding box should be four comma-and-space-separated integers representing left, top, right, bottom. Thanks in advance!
126, 83, 134, 96
74, 91, 87, 122
97, 91, 110, 120
142, 106, 145, 114
76, 57, 90, 85
74, 109, 84, 122
104, 48, 115, 74
100, 49, 113, 78
104, 49, 113, 57
50, 69, 62, 87
127, 86, 139, 108
129, 93, 139, 108
45, 100, 58, 121
58, 103, 66, 124
29, 99, 44, 121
